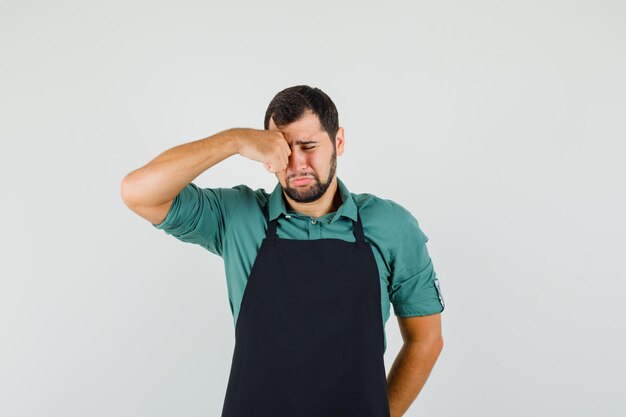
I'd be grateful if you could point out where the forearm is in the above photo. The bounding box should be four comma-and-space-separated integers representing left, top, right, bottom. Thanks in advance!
121, 128, 245, 207
386, 339, 443, 417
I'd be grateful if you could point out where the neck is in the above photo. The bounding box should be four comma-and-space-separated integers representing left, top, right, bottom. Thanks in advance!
283, 177, 342, 218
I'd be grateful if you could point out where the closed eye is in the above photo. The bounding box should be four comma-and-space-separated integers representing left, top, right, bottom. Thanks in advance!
303, 146, 315, 150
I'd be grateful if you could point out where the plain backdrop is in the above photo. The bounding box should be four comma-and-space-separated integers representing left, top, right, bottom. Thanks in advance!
1, 1, 625, 416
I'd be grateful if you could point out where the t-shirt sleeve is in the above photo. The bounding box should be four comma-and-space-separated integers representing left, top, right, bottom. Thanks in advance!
389, 211, 445, 317
151, 182, 243, 257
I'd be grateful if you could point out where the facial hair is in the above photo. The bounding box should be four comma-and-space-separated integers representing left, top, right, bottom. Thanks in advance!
282, 147, 337, 203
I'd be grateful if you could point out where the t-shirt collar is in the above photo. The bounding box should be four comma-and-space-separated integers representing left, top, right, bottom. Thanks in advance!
268, 176, 358, 223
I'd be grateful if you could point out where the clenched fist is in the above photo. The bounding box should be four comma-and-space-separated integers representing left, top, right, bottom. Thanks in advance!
235, 128, 292, 173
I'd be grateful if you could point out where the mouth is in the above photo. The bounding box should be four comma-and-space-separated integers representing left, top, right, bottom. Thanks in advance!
291, 176, 313, 186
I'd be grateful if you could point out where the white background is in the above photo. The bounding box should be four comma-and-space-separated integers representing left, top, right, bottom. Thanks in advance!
1, 1, 625, 416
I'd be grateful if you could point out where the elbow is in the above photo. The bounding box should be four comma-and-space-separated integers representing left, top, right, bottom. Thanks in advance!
426, 336, 444, 359
425, 335, 444, 352
120, 172, 141, 208
435, 335, 444, 353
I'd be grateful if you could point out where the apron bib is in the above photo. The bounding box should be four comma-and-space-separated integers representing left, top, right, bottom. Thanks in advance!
221, 211, 390, 417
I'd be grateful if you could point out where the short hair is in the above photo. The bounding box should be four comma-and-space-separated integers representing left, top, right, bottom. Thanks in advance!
264, 85, 339, 147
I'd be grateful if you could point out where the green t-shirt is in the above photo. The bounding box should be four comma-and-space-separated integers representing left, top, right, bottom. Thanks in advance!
152, 176, 444, 353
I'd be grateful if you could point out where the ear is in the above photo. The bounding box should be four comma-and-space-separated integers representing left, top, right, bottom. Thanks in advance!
335, 127, 345, 156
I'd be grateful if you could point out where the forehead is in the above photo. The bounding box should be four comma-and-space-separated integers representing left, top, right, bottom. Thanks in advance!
268, 110, 324, 141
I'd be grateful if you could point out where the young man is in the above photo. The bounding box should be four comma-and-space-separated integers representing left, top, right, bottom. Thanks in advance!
121, 85, 445, 417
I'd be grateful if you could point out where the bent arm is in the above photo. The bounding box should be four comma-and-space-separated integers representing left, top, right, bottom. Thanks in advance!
120, 128, 243, 224
386, 313, 444, 417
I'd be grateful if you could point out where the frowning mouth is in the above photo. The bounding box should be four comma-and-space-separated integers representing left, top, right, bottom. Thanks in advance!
291, 177, 313, 186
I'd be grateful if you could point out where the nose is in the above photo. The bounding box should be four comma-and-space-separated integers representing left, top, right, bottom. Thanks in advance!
288, 148, 309, 174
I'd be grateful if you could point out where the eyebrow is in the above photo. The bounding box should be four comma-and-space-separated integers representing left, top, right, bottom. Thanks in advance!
293, 139, 318, 145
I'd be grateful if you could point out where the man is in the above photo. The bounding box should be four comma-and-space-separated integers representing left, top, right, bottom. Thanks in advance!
121, 85, 445, 417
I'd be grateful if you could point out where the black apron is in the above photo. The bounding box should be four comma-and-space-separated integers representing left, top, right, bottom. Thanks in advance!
220, 210, 390, 417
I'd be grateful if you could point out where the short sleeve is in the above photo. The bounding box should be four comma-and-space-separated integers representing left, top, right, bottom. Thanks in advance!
389, 212, 445, 317
151, 182, 244, 256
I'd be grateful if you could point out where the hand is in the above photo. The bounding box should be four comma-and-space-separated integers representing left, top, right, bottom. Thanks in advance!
236, 128, 292, 173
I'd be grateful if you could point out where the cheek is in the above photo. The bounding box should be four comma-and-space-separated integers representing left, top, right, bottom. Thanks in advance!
306, 152, 322, 166
310, 153, 329, 171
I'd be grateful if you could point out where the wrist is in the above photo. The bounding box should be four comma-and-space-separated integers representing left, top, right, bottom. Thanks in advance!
220, 128, 246, 156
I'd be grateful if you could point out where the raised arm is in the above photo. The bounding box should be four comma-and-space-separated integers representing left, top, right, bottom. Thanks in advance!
120, 128, 291, 225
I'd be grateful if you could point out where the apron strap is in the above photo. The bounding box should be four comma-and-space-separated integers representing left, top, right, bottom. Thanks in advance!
351, 211, 368, 247
267, 216, 279, 239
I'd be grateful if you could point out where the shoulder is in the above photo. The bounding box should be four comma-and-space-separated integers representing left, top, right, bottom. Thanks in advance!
178, 183, 271, 220
224, 183, 271, 212
352, 191, 416, 224
352, 191, 427, 246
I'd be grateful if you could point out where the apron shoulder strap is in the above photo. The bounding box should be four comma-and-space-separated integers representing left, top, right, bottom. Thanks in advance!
352, 212, 368, 247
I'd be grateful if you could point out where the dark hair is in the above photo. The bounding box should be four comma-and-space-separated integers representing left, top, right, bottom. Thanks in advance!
264, 85, 339, 148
